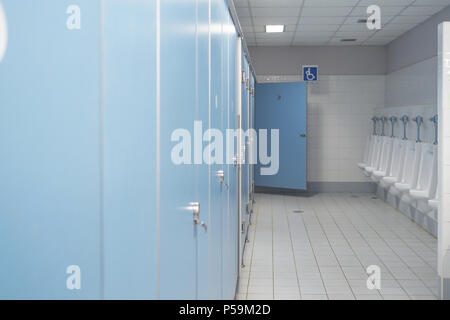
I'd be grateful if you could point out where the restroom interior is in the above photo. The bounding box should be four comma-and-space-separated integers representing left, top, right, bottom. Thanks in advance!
0, 0, 450, 300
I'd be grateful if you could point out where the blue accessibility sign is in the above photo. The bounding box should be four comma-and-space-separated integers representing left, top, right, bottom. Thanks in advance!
302, 65, 318, 82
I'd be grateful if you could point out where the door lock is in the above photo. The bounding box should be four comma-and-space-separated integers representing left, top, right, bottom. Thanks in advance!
190, 202, 207, 232
217, 170, 229, 189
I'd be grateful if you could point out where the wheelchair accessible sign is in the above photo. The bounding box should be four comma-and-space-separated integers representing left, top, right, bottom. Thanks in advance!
302, 65, 318, 82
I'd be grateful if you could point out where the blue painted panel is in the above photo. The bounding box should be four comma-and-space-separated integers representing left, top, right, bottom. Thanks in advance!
160, 0, 197, 299
222, 13, 238, 300
208, 0, 224, 299
254, 82, 307, 190
196, 0, 210, 300
240, 53, 249, 252
102, 0, 157, 299
0, 0, 101, 299
249, 74, 255, 202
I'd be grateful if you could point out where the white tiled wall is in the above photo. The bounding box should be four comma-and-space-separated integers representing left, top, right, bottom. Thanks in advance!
385, 57, 437, 109
381, 57, 438, 144
307, 75, 385, 182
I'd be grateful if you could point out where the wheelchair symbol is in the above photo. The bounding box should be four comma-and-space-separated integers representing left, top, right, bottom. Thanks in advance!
305, 68, 316, 81
303, 67, 317, 81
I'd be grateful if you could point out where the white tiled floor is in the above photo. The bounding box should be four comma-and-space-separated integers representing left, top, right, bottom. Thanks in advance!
236, 193, 439, 300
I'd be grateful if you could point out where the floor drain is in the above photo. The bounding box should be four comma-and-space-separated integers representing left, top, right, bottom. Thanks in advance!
293, 210, 304, 213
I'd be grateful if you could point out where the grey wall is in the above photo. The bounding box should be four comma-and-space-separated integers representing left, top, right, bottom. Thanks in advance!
387, 5, 450, 73
248, 46, 387, 76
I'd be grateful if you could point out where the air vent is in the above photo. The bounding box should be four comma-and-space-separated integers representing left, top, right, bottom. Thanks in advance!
341, 38, 357, 42
357, 19, 367, 23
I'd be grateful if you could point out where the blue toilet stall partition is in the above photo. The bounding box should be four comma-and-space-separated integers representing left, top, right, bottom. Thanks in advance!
196, 0, 212, 300
222, 17, 239, 300
0, 0, 102, 299
0, 0, 245, 299
102, 0, 157, 299
254, 82, 307, 190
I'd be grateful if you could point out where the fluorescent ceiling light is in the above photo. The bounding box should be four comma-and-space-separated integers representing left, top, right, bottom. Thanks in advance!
265, 25, 284, 33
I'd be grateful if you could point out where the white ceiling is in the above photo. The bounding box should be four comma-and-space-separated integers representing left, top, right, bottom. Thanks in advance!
234, 0, 450, 46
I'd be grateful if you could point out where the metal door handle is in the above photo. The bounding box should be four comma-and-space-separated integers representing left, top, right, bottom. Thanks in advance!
217, 170, 229, 189
189, 202, 207, 233
233, 156, 238, 167
300, 134, 307, 138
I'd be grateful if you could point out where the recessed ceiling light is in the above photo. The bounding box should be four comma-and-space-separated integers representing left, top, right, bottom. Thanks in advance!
265, 25, 284, 33
341, 38, 357, 42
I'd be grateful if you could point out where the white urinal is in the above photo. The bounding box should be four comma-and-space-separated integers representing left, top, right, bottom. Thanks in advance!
409, 143, 438, 201
390, 141, 422, 196
371, 137, 394, 182
363, 136, 384, 177
380, 138, 407, 189
428, 193, 439, 222
429, 194, 439, 210
358, 135, 374, 169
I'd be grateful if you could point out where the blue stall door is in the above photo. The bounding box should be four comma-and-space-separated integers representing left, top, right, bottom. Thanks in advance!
102, 0, 157, 299
0, 0, 102, 299
254, 82, 307, 190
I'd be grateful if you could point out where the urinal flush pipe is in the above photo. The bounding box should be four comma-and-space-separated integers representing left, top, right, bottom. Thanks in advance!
430, 115, 438, 145
380, 116, 388, 136
401, 115, 409, 140
389, 116, 397, 138
371, 116, 379, 135
413, 115, 423, 143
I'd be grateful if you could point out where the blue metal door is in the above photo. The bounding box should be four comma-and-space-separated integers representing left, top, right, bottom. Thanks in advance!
0, 0, 101, 299
240, 53, 249, 259
221, 10, 239, 300
254, 82, 307, 190
160, 0, 198, 299
208, 0, 225, 299
102, 0, 157, 299
195, 0, 211, 300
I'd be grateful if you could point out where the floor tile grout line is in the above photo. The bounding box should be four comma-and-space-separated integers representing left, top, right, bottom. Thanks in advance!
282, 195, 303, 299
326, 193, 406, 299
238, 193, 437, 300
334, 194, 415, 299
307, 194, 357, 300
317, 193, 384, 299
342, 194, 436, 298
294, 196, 330, 300
271, 195, 275, 299
353, 195, 437, 272
370, 193, 437, 253
242, 195, 259, 300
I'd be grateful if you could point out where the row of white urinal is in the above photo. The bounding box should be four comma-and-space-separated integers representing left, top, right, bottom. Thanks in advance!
357, 135, 438, 212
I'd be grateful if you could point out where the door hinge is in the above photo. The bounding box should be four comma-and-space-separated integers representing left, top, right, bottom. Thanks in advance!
241, 221, 246, 234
